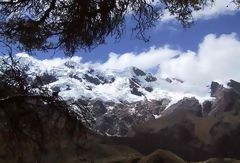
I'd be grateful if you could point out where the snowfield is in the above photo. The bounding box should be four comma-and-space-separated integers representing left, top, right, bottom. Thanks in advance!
10, 53, 213, 105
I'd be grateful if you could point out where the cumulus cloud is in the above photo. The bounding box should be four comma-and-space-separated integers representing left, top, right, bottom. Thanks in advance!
161, 0, 239, 22
159, 33, 240, 86
100, 46, 180, 70
15, 33, 240, 96
99, 33, 240, 88
13, 33, 240, 100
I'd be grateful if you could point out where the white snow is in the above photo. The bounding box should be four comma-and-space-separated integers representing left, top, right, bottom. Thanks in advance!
3, 53, 213, 104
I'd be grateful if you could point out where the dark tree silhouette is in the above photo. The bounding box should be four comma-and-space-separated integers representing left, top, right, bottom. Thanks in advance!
0, 47, 93, 162
0, 0, 239, 56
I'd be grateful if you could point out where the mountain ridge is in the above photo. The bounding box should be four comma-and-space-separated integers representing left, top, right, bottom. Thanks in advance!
13, 53, 211, 104
1, 54, 240, 162
1, 54, 233, 137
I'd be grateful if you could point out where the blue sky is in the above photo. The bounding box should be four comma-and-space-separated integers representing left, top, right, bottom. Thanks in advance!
10, 1, 240, 89
76, 12, 240, 63
5, 0, 240, 99
34, 1, 240, 63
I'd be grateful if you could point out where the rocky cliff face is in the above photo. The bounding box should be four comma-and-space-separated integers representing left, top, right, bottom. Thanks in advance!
1, 54, 215, 137
87, 98, 170, 136
111, 80, 240, 161
1, 80, 240, 162
2, 54, 240, 162
88, 80, 240, 137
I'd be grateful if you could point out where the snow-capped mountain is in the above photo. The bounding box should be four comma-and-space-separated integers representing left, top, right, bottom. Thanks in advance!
2, 53, 213, 136
2, 54, 240, 162
15, 53, 211, 104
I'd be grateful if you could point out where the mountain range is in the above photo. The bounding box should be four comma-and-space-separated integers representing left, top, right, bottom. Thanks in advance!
12, 53, 214, 136
1, 54, 240, 162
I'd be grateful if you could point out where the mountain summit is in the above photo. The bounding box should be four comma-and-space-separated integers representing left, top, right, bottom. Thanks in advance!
14, 53, 211, 104
0, 54, 216, 136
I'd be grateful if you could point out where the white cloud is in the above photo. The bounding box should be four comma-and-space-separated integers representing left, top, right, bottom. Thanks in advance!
159, 33, 240, 86
14, 33, 240, 99
161, 0, 239, 22
17, 33, 240, 90
100, 33, 240, 89
100, 46, 180, 70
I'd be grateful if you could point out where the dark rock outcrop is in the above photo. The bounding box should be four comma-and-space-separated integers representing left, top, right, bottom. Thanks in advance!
166, 77, 173, 83
144, 86, 153, 92
110, 80, 240, 161
145, 75, 157, 82
162, 97, 202, 117
210, 81, 224, 98
84, 74, 102, 85
33, 73, 58, 86
69, 73, 82, 81
64, 61, 77, 69
87, 99, 170, 136
91, 100, 108, 116
132, 67, 146, 76
228, 79, 240, 94
2, 80, 240, 162
129, 78, 144, 96
172, 78, 184, 83
208, 80, 240, 116
202, 100, 213, 116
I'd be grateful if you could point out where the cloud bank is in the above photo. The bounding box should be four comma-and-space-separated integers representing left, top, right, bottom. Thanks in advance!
15, 33, 240, 97
99, 33, 240, 88
159, 33, 240, 86
100, 46, 179, 70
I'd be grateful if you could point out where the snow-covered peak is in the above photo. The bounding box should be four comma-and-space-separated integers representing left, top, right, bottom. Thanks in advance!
9, 53, 212, 104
